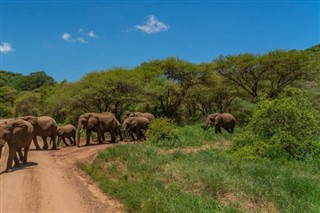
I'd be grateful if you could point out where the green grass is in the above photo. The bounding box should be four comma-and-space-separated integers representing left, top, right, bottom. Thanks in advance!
82, 125, 320, 213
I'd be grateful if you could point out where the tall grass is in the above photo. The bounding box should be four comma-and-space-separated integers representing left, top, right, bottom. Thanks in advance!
83, 140, 320, 212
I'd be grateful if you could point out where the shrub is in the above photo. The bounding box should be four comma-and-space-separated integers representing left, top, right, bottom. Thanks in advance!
146, 117, 180, 147
232, 91, 320, 160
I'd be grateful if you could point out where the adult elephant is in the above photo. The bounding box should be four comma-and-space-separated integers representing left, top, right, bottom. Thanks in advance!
122, 116, 150, 141
0, 119, 34, 172
19, 115, 58, 150
57, 124, 76, 147
77, 112, 120, 147
205, 113, 235, 134
127, 112, 155, 122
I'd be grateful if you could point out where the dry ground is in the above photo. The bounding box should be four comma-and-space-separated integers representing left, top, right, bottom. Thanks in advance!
0, 139, 124, 213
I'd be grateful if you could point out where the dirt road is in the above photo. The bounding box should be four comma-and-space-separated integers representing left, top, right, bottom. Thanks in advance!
0, 141, 124, 213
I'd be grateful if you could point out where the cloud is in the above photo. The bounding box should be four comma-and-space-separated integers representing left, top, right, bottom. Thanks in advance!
0, 42, 14, 54
135, 15, 169, 34
87, 30, 97, 38
63, 29, 97, 43
62, 33, 71, 41
76, 37, 88, 43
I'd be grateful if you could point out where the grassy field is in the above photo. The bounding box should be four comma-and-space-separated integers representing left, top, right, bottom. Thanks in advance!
82, 125, 320, 213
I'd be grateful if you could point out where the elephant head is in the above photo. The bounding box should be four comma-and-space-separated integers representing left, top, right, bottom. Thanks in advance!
19, 116, 39, 133
77, 113, 100, 147
205, 113, 220, 128
122, 117, 133, 130
0, 121, 12, 147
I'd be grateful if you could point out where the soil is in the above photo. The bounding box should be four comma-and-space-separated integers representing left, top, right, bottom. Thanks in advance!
0, 139, 124, 213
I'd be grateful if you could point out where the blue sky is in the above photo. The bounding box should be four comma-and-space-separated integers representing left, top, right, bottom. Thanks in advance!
1, 1, 319, 82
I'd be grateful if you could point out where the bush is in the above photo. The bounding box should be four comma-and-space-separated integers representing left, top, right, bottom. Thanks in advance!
232, 91, 320, 160
146, 117, 180, 147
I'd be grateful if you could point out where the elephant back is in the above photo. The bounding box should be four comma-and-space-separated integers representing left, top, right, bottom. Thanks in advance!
7, 119, 34, 146
129, 112, 155, 122
99, 112, 118, 131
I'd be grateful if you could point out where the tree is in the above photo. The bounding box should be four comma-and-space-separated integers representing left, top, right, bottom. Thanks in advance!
16, 71, 56, 91
0, 86, 18, 118
13, 91, 41, 117
215, 50, 314, 99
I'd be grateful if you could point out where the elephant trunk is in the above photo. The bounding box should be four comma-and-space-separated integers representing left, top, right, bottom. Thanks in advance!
0, 143, 5, 160
77, 125, 83, 147
205, 120, 211, 129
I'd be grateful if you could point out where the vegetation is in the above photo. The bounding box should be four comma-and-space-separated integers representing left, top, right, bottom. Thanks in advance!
83, 133, 320, 212
1, 44, 320, 212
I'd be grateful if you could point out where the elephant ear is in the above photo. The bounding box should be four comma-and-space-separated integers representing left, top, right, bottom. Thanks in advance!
88, 116, 99, 129
214, 115, 222, 125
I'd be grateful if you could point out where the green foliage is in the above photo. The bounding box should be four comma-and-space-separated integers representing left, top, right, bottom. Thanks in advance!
0, 70, 23, 88
0, 86, 18, 117
215, 50, 315, 99
232, 91, 320, 160
15, 71, 56, 91
13, 91, 41, 116
83, 141, 320, 213
146, 118, 180, 147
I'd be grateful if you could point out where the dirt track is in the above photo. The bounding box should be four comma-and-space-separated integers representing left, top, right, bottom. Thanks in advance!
0, 140, 124, 213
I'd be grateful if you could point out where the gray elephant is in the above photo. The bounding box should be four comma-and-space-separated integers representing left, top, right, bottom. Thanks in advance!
127, 112, 155, 122
77, 112, 121, 147
19, 115, 58, 150
205, 113, 235, 134
57, 124, 76, 147
0, 119, 34, 172
122, 116, 150, 141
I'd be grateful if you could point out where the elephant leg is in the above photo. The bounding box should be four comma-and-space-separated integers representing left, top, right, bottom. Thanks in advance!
118, 128, 123, 141
13, 152, 22, 168
97, 132, 104, 144
6, 147, 17, 172
86, 130, 91, 146
33, 136, 41, 150
110, 132, 116, 143
140, 130, 146, 140
22, 148, 29, 165
42, 137, 49, 150
67, 138, 73, 146
51, 135, 58, 150
224, 127, 233, 134
62, 137, 69, 147
17, 148, 24, 162
71, 136, 76, 145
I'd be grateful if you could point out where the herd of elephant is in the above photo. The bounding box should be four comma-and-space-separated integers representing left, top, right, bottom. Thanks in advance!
0, 112, 235, 173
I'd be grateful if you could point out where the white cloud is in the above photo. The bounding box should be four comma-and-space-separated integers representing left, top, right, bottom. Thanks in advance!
76, 37, 87, 43
135, 15, 169, 34
87, 30, 97, 38
62, 29, 98, 44
62, 33, 71, 41
0, 42, 14, 54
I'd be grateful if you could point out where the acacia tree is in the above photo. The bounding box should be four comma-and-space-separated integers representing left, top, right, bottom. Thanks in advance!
215, 50, 314, 99
61, 68, 143, 121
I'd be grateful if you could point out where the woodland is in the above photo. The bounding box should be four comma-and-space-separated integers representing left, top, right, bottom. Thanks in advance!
1, 44, 320, 212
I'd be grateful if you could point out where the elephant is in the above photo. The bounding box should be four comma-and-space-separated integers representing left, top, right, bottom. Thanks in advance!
19, 115, 58, 150
122, 116, 150, 141
0, 119, 34, 172
126, 112, 155, 122
57, 124, 76, 147
205, 113, 235, 134
77, 112, 121, 147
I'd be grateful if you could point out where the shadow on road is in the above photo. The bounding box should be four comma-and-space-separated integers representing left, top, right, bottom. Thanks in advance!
0, 161, 38, 175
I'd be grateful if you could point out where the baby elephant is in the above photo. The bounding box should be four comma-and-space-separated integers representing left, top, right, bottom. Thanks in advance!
57, 124, 76, 147
122, 117, 150, 141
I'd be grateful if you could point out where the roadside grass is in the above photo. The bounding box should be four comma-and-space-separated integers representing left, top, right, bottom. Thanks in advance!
81, 125, 320, 212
